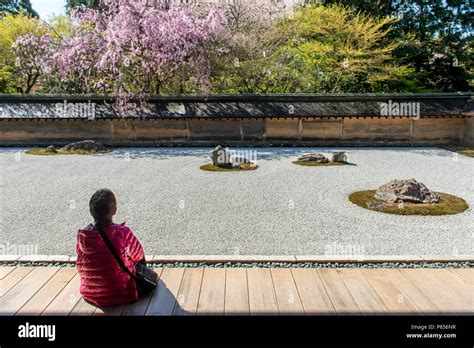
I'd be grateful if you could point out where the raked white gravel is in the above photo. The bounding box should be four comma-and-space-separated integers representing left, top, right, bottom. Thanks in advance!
0, 147, 472, 256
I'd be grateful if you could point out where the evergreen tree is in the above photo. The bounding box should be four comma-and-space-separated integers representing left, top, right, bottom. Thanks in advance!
318, 0, 473, 91
65, 0, 101, 11
0, 0, 39, 17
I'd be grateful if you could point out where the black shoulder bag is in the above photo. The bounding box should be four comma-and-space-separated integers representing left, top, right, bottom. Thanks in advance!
95, 224, 158, 295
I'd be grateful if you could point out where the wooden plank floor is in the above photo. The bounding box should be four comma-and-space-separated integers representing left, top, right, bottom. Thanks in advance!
0, 267, 472, 316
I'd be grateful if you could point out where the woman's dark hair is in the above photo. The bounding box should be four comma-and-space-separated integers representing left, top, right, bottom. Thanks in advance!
89, 189, 116, 224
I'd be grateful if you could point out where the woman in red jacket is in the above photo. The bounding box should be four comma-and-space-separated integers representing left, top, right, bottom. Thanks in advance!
76, 188, 145, 307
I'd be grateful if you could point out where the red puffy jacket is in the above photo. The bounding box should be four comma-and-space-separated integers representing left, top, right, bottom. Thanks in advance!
76, 222, 144, 307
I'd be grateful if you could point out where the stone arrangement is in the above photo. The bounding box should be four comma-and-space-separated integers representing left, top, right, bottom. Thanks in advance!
296, 151, 348, 164
30, 143, 469, 216
210, 145, 253, 169
43, 140, 107, 154
374, 179, 440, 204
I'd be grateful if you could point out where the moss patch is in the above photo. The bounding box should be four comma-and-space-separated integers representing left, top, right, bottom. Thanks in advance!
443, 145, 474, 158
292, 161, 351, 166
25, 149, 111, 156
457, 149, 474, 157
200, 163, 258, 172
348, 190, 469, 216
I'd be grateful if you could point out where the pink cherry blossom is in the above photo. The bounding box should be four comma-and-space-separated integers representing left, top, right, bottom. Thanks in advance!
49, 0, 225, 111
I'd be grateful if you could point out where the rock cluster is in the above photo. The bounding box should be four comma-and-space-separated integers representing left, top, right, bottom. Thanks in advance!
297, 151, 348, 163
374, 179, 440, 204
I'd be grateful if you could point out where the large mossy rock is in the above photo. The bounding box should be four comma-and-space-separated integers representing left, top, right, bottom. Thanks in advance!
61, 140, 107, 152
210, 145, 251, 169
296, 153, 329, 163
374, 179, 440, 204
211, 145, 232, 168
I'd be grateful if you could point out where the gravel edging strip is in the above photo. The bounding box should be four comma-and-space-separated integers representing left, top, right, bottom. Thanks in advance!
2, 255, 473, 268
1, 260, 472, 269
147, 261, 474, 268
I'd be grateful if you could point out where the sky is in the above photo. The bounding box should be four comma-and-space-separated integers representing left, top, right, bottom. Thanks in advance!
31, 0, 66, 19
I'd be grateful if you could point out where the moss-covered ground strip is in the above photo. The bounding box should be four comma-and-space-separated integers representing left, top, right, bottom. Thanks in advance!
292, 160, 350, 166
443, 145, 474, 158
348, 190, 469, 215
200, 163, 258, 171
25, 149, 111, 155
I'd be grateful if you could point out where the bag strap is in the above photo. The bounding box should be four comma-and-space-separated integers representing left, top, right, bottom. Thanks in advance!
94, 223, 137, 280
